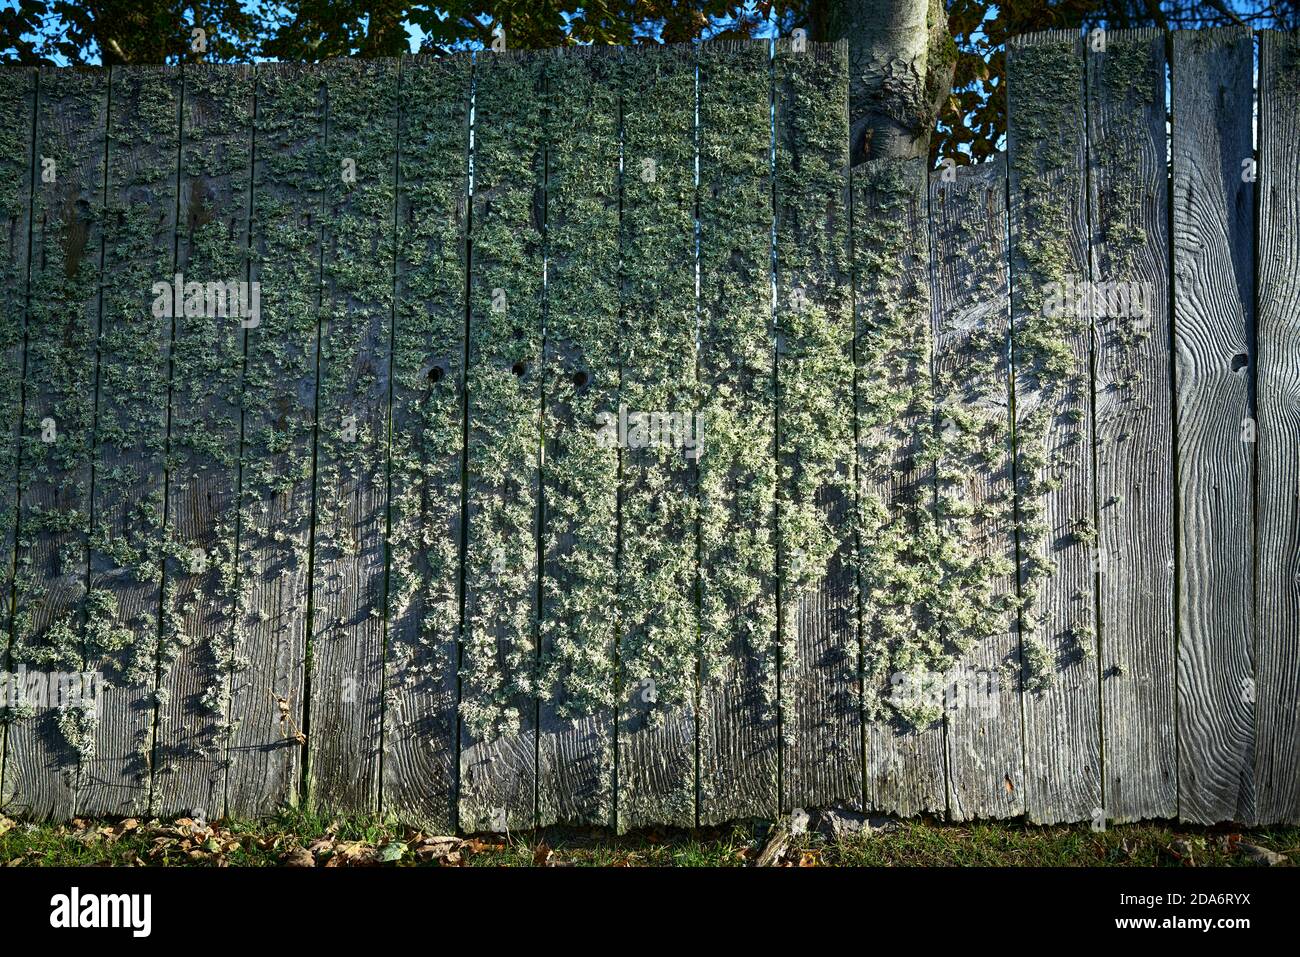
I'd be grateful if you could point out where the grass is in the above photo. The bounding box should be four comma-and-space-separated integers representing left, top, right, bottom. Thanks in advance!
1, 810, 1296, 867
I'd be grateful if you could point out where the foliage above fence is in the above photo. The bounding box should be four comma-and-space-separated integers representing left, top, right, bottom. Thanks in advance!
0, 28, 1296, 832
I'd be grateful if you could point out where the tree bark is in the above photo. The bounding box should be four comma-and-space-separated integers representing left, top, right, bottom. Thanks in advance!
843, 0, 955, 165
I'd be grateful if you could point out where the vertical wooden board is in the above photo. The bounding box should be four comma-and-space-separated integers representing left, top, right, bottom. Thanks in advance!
775, 40, 860, 813
224, 63, 325, 817
854, 158, 945, 817
78, 65, 181, 816
536, 48, 619, 828
929, 156, 1023, 821
3, 66, 107, 821
151, 63, 253, 821
1254, 30, 1297, 826
1170, 28, 1255, 825
458, 50, 545, 833
1005, 32, 1101, 825
0, 66, 36, 802
617, 43, 698, 832
696, 40, 778, 825
305, 58, 397, 815
381, 54, 469, 832
1086, 29, 1177, 823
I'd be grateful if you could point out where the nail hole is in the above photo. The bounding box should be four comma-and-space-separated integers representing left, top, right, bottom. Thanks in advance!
572, 370, 589, 388
428, 364, 444, 384
512, 361, 527, 378
1231, 353, 1247, 372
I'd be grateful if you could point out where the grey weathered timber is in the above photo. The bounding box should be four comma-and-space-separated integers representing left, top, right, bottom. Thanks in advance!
3, 66, 107, 821
224, 62, 325, 816
1170, 27, 1255, 825
776, 39, 862, 813
79, 65, 181, 817
304, 58, 398, 814
697, 40, 779, 825
1086, 29, 1177, 823
381, 53, 470, 832
151, 63, 253, 821
536, 47, 620, 829
1254, 30, 1299, 826
928, 155, 1024, 820
1005, 32, 1101, 825
855, 157, 945, 817
617, 44, 698, 832
0, 66, 36, 810
458, 50, 545, 833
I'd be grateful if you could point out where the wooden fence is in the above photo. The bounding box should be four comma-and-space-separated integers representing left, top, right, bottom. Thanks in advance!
0, 27, 1295, 832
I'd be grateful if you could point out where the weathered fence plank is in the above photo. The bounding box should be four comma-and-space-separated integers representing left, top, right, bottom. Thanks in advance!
304, 58, 398, 814
0, 66, 36, 809
381, 53, 470, 832
617, 44, 698, 832
3, 66, 108, 820
855, 158, 945, 816
929, 155, 1023, 820
225, 63, 325, 816
1254, 29, 1300, 826
697, 39, 779, 825
1006, 32, 1102, 825
79, 65, 181, 817
1085, 28, 1177, 823
536, 48, 620, 828
775, 39, 861, 813
1170, 27, 1255, 825
458, 50, 545, 833
151, 63, 253, 821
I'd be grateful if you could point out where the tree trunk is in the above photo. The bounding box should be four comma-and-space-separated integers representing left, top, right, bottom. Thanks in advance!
843, 0, 955, 165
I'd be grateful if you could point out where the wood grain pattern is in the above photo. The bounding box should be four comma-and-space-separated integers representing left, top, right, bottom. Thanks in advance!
0, 66, 36, 811
150, 63, 253, 822
616, 44, 698, 832
929, 156, 1024, 820
3, 66, 108, 820
79, 65, 181, 817
1170, 27, 1255, 825
458, 50, 545, 833
380, 53, 470, 832
224, 63, 325, 816
536, 48, 620, 828
776, 40, 861, 813
697, 39, 779, 825
304, 58, 398, 814
1253, 29, 1299, 826
1086, 29, 1177, 823
1005, 32, 1101, 825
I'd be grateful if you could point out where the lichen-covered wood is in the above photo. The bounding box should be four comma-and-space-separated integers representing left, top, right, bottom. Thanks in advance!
928, 156, 1023, 821
0, 66, 36, 810
1171, 28, 1256, 826
775, 39, 861, 812
305, 57, 398, 814
458, 50, 545, 833
225, 62, 325, 816
1256, 29, 1300, 827
617, 43, 698, 832
854, 157, 945, 817
151, 63, 253, 822
697, 39, 779, 825
79, 64, 181, 817
537, 47, 620, 828
381, 53, 470, 833
3, 66, 108, 820
1006, 32, 1101, 825
1086, 29, 1176, 824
